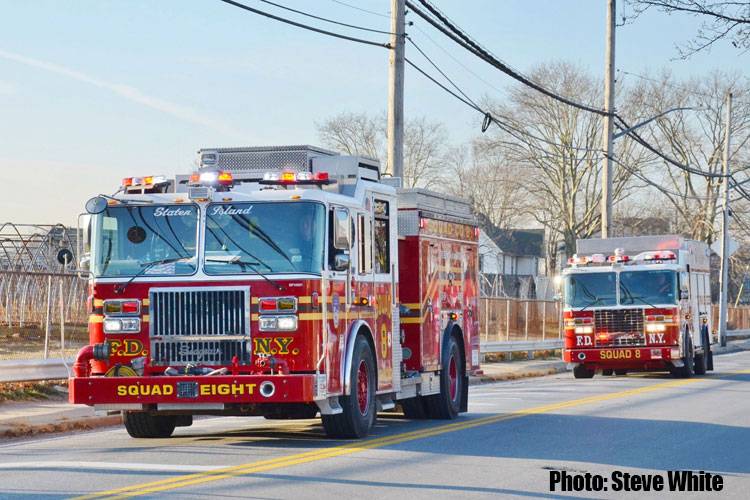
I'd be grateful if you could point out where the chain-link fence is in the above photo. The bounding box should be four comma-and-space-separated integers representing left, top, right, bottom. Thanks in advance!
1, 223, 87, 361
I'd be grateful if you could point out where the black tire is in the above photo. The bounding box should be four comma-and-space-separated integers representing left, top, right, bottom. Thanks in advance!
322, 335, 376, 438
614, 370, 627, 376
123, 412, 176, 438
400, 397, 428, 419
573, 365, 595, 379
602, 369, 614, 376
424, 334, 464, 419
671, 334, 694, 378
694, 329, 710, 375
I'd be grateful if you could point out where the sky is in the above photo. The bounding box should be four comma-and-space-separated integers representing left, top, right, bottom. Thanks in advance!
0, 0, 747, 225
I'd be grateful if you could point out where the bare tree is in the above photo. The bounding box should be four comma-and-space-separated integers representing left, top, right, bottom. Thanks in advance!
316, 112, 447, 189
316, 112, 382, 160
482, 62, 651, 258
631, 71, 750, 243
441, 142, 525, 230
626, 1, 750, 58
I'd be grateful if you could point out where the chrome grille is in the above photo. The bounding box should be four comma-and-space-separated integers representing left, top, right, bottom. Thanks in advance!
149, 286, 250, 365
594, 308, 645, 347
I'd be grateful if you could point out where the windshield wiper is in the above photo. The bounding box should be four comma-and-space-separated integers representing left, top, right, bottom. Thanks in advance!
620, 282, 659, 309
578, 297, 603, 312
205, 257, 284, 291
114, 256, 193, 294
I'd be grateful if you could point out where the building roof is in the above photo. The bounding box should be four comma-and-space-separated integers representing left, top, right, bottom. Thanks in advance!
479, 216, 544, 257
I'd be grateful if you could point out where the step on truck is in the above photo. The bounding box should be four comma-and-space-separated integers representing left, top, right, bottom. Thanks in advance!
561, 235, 715, 379
70, 145, 480, 438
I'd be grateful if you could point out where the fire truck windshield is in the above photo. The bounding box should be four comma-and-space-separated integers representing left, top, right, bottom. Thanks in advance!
204, 202, 325, 275
564, 272, 617, 309
91, 205, 198, 277
620, 270, 678, 306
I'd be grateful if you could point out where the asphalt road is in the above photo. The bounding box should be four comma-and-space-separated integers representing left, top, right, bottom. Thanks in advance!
0, 351, 748, 499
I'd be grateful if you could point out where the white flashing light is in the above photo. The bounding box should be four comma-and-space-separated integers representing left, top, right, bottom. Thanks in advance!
590, 253, 606, 264
634, 250, 677, 262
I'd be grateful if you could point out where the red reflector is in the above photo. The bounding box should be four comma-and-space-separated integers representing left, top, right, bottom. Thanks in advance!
121, 301, 140, 314
311, 292, 320, 309
260, 298, 277, 311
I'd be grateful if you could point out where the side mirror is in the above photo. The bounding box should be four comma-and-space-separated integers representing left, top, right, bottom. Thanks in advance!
680, 289, 689, 300
332, 208, 350, 250
85, 196, 107, 215
333, 252, 350, 272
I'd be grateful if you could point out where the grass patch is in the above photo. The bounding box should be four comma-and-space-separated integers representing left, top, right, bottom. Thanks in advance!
0, 380, 67, 403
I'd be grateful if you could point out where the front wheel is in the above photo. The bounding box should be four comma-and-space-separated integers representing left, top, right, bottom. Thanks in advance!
573, 365, 595, 379
671, 334, 694, 378
322, 335, 376, 438
123, 412, 176, 438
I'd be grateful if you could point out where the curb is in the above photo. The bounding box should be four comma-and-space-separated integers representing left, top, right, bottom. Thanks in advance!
0, 414, 121, 440
470, 361, 569, 385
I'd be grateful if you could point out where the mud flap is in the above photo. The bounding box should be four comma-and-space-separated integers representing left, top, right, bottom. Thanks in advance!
460, 375, 469, 412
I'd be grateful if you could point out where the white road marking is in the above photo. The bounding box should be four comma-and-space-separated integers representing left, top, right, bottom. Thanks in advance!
0, 461, 223, 472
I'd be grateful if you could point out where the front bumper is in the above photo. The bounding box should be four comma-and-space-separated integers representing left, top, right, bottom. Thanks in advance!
69, 373, 317, 407
563, 346, 677, 367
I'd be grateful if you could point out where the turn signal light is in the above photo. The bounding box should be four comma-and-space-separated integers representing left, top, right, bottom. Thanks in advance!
103, 299, 141, 316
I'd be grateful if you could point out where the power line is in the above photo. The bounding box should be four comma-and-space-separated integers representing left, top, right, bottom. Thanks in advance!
609, 155, 716, 201
404, 56, 604, 156
258, 0, 394, 35
614, 114, 730, 179
410, 22, 505, 95
329, 0, 390, 19
406, 0, 609, 117
406, 37, 480, 109
217, 0, 390, 48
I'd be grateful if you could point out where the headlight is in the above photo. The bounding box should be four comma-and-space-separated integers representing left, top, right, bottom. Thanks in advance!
258, 315, 298, 332
103, 318, 141, 333
574, 326, 593, 334
645, 323, 666, 333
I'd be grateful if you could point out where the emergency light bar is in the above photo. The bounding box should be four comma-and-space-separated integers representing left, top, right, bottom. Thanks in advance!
260, 170, 334, 186
189, 170, 234, 187
633, 250, 676, 261
122, 175, 168, 188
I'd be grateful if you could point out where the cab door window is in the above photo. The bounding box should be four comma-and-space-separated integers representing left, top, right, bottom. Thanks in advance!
373, 199, 390, 274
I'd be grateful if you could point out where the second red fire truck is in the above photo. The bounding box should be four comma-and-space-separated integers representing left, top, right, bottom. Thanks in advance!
70, 145, 480, 439
561, 235, 715, 379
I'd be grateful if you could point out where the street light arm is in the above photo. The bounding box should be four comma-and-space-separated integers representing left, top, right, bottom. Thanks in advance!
613, 107, 695, 140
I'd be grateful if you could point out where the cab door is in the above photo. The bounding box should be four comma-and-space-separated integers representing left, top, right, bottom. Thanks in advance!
325, 206, 352, 394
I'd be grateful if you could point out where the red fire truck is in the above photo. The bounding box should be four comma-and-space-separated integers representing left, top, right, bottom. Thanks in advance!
561, 235, 715, 379
70, 145, 480, 439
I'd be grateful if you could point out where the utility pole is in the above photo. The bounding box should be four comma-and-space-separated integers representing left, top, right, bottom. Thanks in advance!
601, 0, 616, 238
719, 92, 733, 347
387, 0, 405, 179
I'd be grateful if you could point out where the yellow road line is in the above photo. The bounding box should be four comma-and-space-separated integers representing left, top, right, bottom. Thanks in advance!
76, 374, 715, 499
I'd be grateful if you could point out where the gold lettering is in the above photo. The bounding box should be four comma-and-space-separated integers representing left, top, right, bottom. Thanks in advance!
117, 385, 127, 396
163, 384, 173, 396
200, 385, 211, 396
274, 337, 294, 354
245, 383, 256, 395
218, 385, 230, 396
254, 338, 272, 355
231, 384, 244, 395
